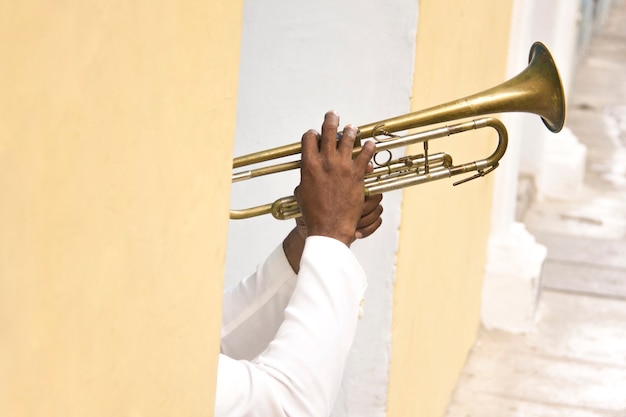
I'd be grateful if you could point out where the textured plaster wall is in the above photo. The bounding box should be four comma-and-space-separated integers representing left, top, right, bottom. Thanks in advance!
226, 1, 419, 415
0, 2, 242, 415
387, 1, 514, 416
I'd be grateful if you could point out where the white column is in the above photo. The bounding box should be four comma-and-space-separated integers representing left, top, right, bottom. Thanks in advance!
482, 0, 546, 333
535, 0, 587, 200
482, 0, 583, 332
226, 1, 419, 415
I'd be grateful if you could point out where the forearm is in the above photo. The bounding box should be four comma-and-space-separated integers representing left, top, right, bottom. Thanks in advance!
215, 236, 367, 417
220, 241, 298, 360
256, 237, 367, 414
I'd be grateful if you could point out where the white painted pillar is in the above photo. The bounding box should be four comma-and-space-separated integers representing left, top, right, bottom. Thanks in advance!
482, 0, 583, 332
482, 0, 546, 333
536, 0, 587, 201
226, 1, 419, 415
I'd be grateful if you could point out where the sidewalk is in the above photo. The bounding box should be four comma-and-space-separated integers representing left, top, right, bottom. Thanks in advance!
444, 2, 626, 416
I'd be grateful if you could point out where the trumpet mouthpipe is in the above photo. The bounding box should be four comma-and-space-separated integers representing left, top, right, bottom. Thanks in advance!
232, 160, 301, 183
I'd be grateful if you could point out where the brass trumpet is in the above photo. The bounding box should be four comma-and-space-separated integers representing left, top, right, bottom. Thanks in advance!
231, 42, 566, 220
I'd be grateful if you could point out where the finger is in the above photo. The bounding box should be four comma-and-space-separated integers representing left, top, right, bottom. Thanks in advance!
354, 140, 376, 172
320, 111, 340, 154
355, 216, 383, 239
337, 124, 358, 156
357, 202, 383, 230
361, 194, 383, 216
301, 129, 320, 161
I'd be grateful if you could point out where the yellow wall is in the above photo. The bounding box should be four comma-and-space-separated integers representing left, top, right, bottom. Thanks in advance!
0, 2, 242, 416
387, 1, 513, 416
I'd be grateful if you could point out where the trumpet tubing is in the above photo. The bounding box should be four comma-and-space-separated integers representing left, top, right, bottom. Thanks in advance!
230, 42, 566, 220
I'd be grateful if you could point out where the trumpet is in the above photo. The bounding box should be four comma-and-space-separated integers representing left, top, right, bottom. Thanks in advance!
230, 42, 566, 220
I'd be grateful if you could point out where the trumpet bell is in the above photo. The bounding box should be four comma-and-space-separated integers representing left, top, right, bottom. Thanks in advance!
356, 42, 565, 140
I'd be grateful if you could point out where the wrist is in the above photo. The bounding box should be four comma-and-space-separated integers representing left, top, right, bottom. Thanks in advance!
307, 227, 355, 248
283, 226, 306, 273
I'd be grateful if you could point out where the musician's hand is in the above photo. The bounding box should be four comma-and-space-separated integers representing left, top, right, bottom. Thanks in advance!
294, 193, 383, 241
294, 111, 376, 247
284, 193, 383, 274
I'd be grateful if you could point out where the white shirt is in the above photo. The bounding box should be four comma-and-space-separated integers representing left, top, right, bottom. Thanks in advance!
215, 236, 367, 417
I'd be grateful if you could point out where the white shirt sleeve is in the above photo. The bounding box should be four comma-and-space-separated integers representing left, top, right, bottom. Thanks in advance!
215, 236, 367, 417
220, 243, 298, 360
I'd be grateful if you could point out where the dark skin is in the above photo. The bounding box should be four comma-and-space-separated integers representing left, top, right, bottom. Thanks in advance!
282, 111, 383, 273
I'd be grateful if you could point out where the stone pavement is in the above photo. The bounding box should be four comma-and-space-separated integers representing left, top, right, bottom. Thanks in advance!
444, 2, 626, 416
